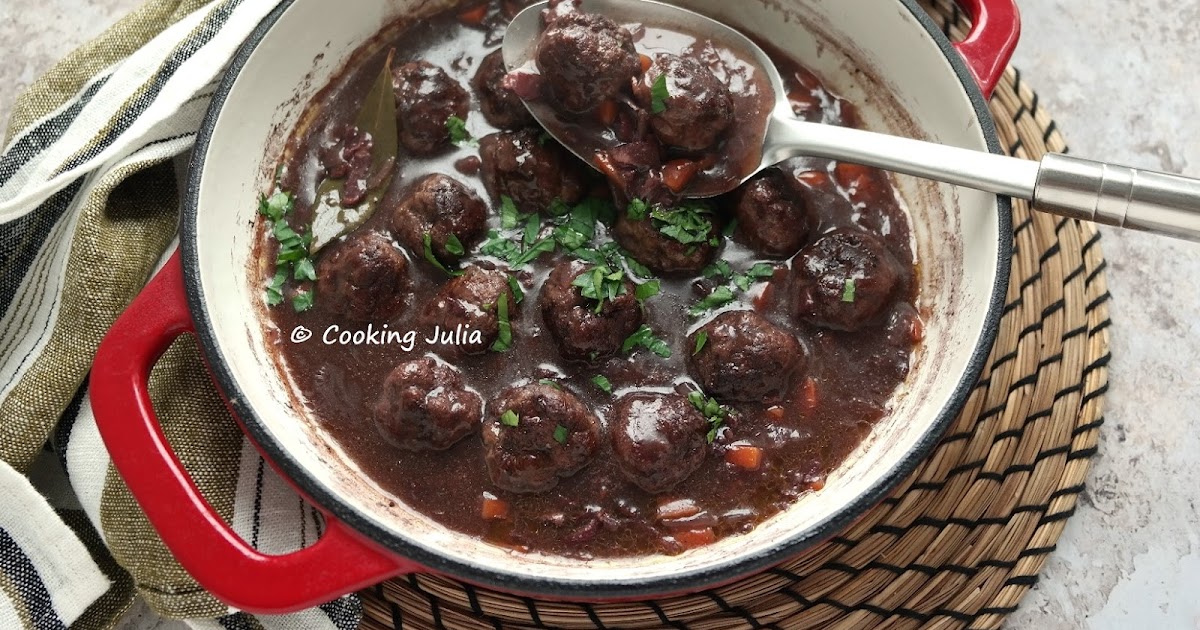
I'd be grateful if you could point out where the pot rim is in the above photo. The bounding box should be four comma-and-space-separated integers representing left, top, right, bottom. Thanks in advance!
180, 0, 1013, 599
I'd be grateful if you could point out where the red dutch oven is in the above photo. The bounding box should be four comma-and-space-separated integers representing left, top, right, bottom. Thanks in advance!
91, 0, 1017, 613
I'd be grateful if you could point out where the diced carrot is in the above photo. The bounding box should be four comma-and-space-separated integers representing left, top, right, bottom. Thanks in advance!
640, 54, 653, 73
662, 159, 700, 193
910, 316, 926, 343
482, 497, 509, 520
597, 100, 619, 126
458, 3, 489, 25
656, 498, 701, 521
794, 170, 829, 189
725, 445, 764, 471
594, 154, 620, 181
807, 477, 827, 492
674, 527, 717, 549
766, 405, 785, 420
799, 377, 818, 413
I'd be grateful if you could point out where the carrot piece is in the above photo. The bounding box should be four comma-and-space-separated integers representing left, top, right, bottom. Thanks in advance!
725, 445, 764, 471
597, 100, 619, 126
482, 497, 509, 520
675, 527, 717, 549
766, 405, 786, 420
806, 477, 827, 492
458, 3, 489, 25
640, 54, 653, 73
663, 159, 700, 193
595, 154, 620, 181
910, 316, 926, 343
799, 377, 818, 413
656, 498, 701, 521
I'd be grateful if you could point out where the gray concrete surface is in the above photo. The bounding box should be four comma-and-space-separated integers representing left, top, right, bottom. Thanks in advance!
2, 0, 1197, 628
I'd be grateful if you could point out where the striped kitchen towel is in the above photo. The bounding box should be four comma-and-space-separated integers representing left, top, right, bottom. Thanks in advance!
1, 0, 361, 627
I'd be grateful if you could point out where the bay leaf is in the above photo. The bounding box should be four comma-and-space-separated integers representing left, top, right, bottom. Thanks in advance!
311, 49, 399, 253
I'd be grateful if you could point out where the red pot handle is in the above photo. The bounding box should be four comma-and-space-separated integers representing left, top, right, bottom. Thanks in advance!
950, 0, 1022, 98
91, 251, 413, 614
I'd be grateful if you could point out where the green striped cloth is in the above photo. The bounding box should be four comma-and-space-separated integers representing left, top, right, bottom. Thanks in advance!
0, 1, 361, 627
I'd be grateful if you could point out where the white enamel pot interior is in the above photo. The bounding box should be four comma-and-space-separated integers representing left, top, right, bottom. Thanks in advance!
183, 0, 1011, 599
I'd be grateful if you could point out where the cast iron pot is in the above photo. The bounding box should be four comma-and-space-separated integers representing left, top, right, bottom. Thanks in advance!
91, 0, 1017, 614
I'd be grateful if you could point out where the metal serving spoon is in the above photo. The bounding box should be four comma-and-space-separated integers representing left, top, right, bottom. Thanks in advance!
504, 0, 1200, 241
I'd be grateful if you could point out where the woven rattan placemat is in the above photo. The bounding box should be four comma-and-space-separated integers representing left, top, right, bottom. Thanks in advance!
359, 3, 1112, 627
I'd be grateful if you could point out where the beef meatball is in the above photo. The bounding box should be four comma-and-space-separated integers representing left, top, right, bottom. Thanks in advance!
372, 358, 482, 451
479, 128, 587, 214
732, 169, 817, 258
539, 260, 643, 362
535, 11, 640, 113
390, 174, 487, 265
391, 61, 470, 155
483, 384, 601, 493
613, 207, 719, 276
611, 393, 709, 494
792, 228, 905, 331
472, 50, 535, 129
689, 311, 805, 403
315, 231, 409, 322
421, 265, 516, 355
636, 55, 734, 151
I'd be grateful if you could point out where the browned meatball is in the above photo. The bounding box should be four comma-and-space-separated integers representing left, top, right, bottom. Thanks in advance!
421, 265, 516, 355
613, 208, 719, 276
472, 50, 535, 129
732, 169, 816, 258
483, 384, 601, 493
391, 61, 470, 155
372, 358, 482, 451
316, 231, 409, 322
390, 174, 487, 265
479, 128, 587, 214
610, 393, 709, 494
689, 311, 805, 403
636, 54, 734, 151
792, 228, 905, 332
539, 260, 643, 362
535, 11, 640, 113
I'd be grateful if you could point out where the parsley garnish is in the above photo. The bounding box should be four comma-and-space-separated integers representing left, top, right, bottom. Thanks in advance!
592, 375, 613, 393
539, 379, 563, 390
573, 264, 627, 313
423, 232, 461, 276
445, 234, 465, 257
703, 260, 733, 280
842, 278, 857, 303
500, 196, 523, 229
507, 275, 525, 304
650, 74, 670, 114
446, 115, 476, 147
627, 199, 649, 221
259, 190, 318, 312
722, 218, 739, 238
688, 391, 730, 443
693, 331, 708, 355
523, 214, 542, 247
622, 324, 672, 358
553, 425, 570, 444
688, 286, 736, 317
635, 279, 661, 302
510, 237, 556, 267
500, 410, 520, 427
649, 200, 717, 247
491, 293, 513, 352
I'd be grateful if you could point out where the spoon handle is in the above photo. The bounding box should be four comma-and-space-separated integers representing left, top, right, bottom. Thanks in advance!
768, 117, 1200, 241
1035, 154, 1200, 241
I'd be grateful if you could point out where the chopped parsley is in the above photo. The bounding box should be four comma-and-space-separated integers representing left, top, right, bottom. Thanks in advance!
446, 115, 476, 147
627, 198, 650, 221
688, 286, 736, 317
507, 275, 525, 304
573, 264, 627, 313
500, 410, 520, 427
693, 331, 709, 355
722, 218, 739, 238
509, 237, 556, 267
622, 324, 672, 358
635, 279, 661, 302
538, 379, 563, 390
650, 74, 670, 114
650, 201, 716, 246
591, 375, 613, 394
490, 293, 513, 352
842, 278, 857, 303
688, 391, 731, 443
500, 196, 523, 229
553, 425, 570, 444
445, 233, 465, 257
523, 213, 542, 246
703, 260, 733, 280
259, 190, 317, 312
422, 232, 461, 277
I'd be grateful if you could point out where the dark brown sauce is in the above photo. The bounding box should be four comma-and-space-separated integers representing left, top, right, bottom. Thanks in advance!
259, 2, 919, 558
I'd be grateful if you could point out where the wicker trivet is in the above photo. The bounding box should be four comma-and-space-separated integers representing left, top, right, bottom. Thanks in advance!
359, 3, 1112, 627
